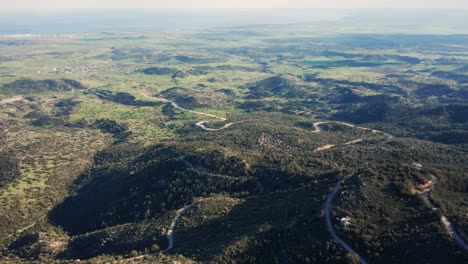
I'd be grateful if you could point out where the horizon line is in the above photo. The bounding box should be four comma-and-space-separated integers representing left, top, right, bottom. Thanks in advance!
1, 7, 468, 11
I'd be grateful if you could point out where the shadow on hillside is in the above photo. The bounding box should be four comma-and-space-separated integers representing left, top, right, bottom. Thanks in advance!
167, 174, 342, 263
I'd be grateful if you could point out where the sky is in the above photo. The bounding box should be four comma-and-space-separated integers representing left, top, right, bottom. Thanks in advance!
2, 0, 468, 11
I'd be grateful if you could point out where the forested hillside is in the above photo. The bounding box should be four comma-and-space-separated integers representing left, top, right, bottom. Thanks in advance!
0, 26, 467, 263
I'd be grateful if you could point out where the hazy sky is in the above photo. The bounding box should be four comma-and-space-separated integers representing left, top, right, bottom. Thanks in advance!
2, 0, 468, 10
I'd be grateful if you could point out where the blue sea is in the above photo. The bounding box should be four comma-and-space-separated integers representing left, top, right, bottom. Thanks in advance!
0, 9, 345, 35
0, 9, 466, 35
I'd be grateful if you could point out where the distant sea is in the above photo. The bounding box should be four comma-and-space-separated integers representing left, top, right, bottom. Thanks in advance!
0, 9, 346, 35
0, 9, 466, 35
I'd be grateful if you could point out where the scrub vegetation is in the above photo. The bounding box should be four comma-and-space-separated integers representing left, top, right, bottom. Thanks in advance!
0, 25, 467, 263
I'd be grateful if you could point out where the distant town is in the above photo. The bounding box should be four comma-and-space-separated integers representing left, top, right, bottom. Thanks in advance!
52, 65, 98, 74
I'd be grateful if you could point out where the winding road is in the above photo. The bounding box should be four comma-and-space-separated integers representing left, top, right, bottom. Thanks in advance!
417, 176, 468, 251
195, 121, 235, 131
325, 176, 368, 264
164, 204, 193, 252
139, 92, 235, 131
312, 121, 393, 153
138, 91, 467, 257
441, 216, 468, 251
121, 203, 195, 262
311, 121, 394, 139
140, 91, 394, 138
323, 173, 468, 264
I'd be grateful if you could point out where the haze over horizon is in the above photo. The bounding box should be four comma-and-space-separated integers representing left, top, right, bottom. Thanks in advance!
0, 1, 467, 35
2, 0, 468, 11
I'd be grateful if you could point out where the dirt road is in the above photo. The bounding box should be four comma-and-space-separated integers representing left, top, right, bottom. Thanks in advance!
325, 176, 368, 264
